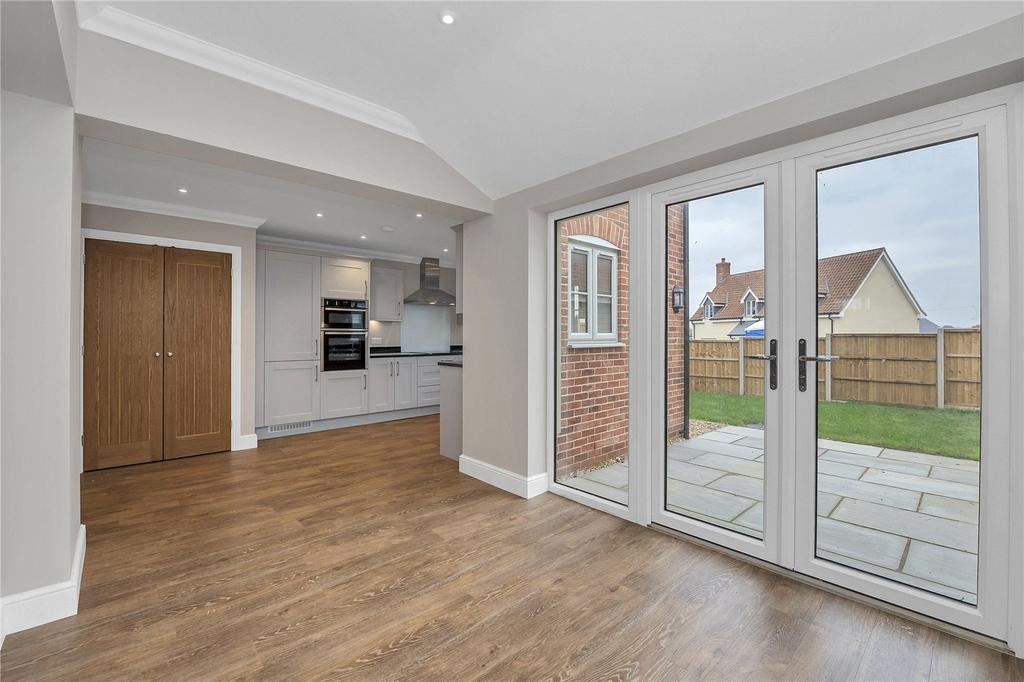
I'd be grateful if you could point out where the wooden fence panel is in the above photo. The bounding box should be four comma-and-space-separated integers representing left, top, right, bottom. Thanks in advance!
744, 338, 765, 396
689, 340, 740, 394
829, 334, 937, 408
687, 332, 980, 409
944, 329, 981, 408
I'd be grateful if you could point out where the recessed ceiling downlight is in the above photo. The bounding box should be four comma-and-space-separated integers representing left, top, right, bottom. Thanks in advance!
360, 235, 367, 239
381, 225, 396, 233
315, 212, 324, 218
443, 248, 449, 252
178, 187, 188, 194
440, 11, 455, 25
415, 212, 423, 218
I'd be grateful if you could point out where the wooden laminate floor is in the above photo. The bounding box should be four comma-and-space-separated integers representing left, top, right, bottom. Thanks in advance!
2, 415, 1021, 680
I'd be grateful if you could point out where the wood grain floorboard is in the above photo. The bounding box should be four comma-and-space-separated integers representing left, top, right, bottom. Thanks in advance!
2, 415, 1021, 680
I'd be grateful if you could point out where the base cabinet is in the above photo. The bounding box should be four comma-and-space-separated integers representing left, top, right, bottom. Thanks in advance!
368, 358, 395, 413
264, 361, 321, 425
394, 358, 416, 410
321, 370, 368, 418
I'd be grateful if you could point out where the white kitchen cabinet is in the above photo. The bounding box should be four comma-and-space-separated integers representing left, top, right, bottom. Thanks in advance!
264, 360, 321, 425
417, 385, 441, 407
265, 251, 320, 361
322, 257, 369, 300
394, 358, 417, 410
367, 358, 395, 413
320, 370, 368, 418
370, 265, 404, 321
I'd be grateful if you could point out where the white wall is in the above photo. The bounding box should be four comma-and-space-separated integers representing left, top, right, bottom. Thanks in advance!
461, 17, 1024, 479
1, 90, 80, 596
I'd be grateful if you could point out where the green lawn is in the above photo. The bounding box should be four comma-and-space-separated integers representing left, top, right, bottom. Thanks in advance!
689, 391, 981, 460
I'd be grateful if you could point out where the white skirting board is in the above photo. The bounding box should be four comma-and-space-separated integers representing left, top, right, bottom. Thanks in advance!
459, 455, 548, 499
235, 433, 259, 450
2, 524, 86, 638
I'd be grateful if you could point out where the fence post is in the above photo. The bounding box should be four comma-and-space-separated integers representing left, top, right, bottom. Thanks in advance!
737, 337, 745, 396
936, 328, 945, 409
824, 334, 832, 402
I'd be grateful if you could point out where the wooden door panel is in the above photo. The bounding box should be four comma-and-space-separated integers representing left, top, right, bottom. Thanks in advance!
163, 247, 231, 459
84, 239, 164, 470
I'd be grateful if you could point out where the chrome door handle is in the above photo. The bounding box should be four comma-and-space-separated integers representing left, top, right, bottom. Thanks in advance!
390, 361, 394, 377
744, 339, 777, 390
397, 362, 400, 376
314, 338, 318, 355
314, 365, 318, 382
363, 374, 367, 390
166, 352, 174, 358
154, 352, 161, 357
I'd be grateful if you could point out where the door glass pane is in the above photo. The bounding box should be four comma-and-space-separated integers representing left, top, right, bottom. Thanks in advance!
666, 185, 766, 538
556, 204, 629, 504
814, 137, 981, 604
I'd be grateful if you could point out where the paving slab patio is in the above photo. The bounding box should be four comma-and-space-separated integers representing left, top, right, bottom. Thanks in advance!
566, 426, 981, 604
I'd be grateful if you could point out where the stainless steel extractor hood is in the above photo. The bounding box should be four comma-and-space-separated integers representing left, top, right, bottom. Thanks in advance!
404, 257, 456, 306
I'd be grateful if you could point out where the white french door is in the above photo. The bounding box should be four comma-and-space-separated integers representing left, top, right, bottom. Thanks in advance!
646, 104, 1012, 640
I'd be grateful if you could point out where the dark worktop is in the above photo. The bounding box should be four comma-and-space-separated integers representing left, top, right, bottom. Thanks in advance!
369, 345, 462, 358
438, 358, 463, 368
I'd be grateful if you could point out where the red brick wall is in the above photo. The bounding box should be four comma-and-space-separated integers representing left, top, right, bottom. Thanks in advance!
667, 203, 688, 441
556, 204, 629, 479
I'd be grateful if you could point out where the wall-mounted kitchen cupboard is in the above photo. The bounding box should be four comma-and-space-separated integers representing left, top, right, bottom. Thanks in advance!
322, 256, 369, 300
370, 264, 404, 321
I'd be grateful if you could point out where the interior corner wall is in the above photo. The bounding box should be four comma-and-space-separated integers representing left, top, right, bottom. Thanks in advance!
1, 89, 79, 596
81, 204, 258, 438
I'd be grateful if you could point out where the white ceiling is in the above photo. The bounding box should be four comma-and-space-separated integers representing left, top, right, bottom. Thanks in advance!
82, 138, 458, 259
90, 1, 1022, 199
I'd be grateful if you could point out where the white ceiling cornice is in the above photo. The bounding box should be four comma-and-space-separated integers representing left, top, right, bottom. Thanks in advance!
256, 235, 455, 268
83, 191, 267, 229
76, 3, 423, 143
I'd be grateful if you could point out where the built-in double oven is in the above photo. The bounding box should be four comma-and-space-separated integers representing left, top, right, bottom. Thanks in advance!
322, 299, 367, 372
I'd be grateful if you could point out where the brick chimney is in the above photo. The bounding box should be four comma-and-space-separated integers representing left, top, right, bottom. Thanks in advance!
716, 258, 731, 284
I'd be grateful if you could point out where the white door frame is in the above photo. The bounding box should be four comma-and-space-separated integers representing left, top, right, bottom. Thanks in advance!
647, 164, 784, 564
543, 84, 1022, 653
791, 106, 1011, 639
81, 228, 254, 453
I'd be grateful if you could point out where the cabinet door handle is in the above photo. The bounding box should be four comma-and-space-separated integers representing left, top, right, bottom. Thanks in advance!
154, 352, 161, 357
364, 280, 368, 298
390, 361, 394, 377
363, 374, 367, 390
166, 351, 174, 358
314, 338, 318, 355
397, 361, 400, 377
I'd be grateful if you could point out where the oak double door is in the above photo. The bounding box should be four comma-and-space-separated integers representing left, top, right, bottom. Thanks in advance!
84, 239, 231, 470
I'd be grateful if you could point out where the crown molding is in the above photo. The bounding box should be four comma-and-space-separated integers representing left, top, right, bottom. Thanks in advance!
83, 191, 266, 229
77, 4, 423, 143
256, 234, 455, 268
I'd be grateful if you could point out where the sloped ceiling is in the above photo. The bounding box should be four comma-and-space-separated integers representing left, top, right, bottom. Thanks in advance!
79, 1, 1023, 199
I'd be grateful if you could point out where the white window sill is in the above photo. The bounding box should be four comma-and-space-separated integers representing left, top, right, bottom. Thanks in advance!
568, 341, 625, 349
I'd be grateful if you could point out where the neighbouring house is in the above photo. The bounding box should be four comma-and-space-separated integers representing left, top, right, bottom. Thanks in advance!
691, 248, 924, 339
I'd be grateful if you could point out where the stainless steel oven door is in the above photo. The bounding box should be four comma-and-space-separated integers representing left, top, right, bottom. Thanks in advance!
322, 331, 367, 371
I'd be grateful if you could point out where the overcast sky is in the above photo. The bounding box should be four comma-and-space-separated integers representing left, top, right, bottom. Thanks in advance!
684, 137, 981, 327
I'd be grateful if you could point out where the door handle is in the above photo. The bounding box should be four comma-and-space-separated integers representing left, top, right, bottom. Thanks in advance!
154, 352, 161, 357
798, 339, 840, 392
314, 338, 318, 355
166, 351, 174, 358
314, 365, 318, 382
364, 374, 367, 390
744, 339, 777, 390
397, 361, 400, 376
390, 361, 394, 377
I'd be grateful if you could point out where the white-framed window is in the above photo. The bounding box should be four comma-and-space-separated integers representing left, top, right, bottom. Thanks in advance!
745, 298, 758, 317
568, 236, 618, 345
704, 300, 715, 319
